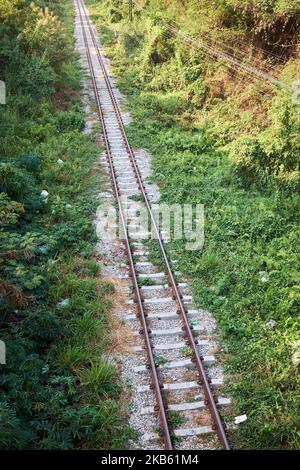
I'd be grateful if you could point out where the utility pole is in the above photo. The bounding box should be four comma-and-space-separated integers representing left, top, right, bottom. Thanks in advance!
129, 0, 133, 22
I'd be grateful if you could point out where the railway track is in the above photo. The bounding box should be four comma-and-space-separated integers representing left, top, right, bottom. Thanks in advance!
75, 0, 230, 450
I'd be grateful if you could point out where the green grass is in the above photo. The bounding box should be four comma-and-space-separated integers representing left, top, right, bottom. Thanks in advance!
128, 194, 144, 202
79, 360, 121, 398
167, 410, 186, 430
137, 276, 155, 287
154, 354, 169, 366
87, 0, 300, 450
145, 239, 166, 272
126, 94, 300, 450
167, 410, 186, 443
182, 347, 194, 358
0, 0, 131, 450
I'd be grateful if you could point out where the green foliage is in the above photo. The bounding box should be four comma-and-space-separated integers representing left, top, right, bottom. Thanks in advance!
19, 2, 72, 72
0, 0, 131, 450
137, 276, 155, 286
134, 98, 300, 450
230, 99, 300, 188
0, 193, 24, 225
88, 0, 300, 187
89, 0, 300, 450
154, 354, 169, 366
79, 361, 120, 398
167, 410, 186, 429
0, 402, 32, 450
56, 110, 85, 132
0, 163, 36, 201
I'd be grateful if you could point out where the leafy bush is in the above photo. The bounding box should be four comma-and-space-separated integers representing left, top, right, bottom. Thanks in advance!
19, 3, 72, 72
0, 163, 35, 201
230, 101, 300, 188
89, 0, 300, 450
0, 0, 131, 450
10, 52, 55, 100
56, 110, 85, 132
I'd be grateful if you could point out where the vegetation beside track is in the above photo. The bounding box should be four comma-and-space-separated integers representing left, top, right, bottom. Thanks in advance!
0, 0, 131, 449
87, 0, 300, 449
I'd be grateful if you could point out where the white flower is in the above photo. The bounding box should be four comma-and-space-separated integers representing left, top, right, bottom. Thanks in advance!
57, 159, 64, 164
234, 414, 247, 425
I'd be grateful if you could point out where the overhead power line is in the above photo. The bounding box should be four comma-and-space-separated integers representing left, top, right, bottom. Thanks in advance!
132, 0, 297, 97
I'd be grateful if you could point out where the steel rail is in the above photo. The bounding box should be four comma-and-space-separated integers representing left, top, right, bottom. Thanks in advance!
76, 0, 173, 450
78, 0, 230, 450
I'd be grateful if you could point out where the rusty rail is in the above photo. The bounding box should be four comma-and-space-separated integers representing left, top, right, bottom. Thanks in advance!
76, 0, 230, 450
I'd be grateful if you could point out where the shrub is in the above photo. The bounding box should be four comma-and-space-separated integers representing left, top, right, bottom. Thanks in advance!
19, 3, 72, 72
0, 163, 35, 201
0, 0, 131, 450
230, 102, 300, 188
230, 136, 267, 178
9, 52, 55, 100
56, 110, 85, 132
